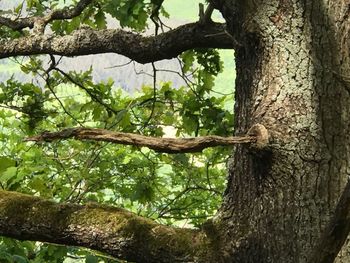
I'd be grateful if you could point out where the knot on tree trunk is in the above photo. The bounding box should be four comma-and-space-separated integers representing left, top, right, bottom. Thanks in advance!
247, 124, 269, 149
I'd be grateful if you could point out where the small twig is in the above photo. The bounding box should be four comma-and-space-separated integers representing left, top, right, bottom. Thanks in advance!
104, 59, 132, 69
54, 67, 121, 116
46, 79, 84, 127
142, 62, 158, 130
43, 56, 84, 126
150, 0, 164, 35
15, 1, 25, 20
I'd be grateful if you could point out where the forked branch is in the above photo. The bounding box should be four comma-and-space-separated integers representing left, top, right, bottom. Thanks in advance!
199, 3, 215, 25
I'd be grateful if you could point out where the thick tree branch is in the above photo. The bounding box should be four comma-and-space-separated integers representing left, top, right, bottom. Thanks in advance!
0, 0, 93, 31
0, 190, 208, 263
308, 179, 350, 263
0, 23, 234, 63
24, 125, 268, 153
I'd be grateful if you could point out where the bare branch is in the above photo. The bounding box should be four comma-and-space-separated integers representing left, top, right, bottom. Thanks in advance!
0, 0, 93, 31
0, 23, 234, 63
24, 125, 269, 153
0, 190, 207, 263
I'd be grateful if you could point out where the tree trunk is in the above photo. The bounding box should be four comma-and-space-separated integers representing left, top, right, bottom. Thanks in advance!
215, 0, 350, 262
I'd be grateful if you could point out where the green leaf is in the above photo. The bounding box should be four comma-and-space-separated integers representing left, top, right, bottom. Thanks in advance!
104, 0, 148, 31
180, 51, 195, 73
1, 167, 17, 183
132, 182, 155, 204
0, 252, 12, 262
12, 255, 27, 263
85, 255, 99, 263
0, 157, 16, 172
95, 10, 107, 29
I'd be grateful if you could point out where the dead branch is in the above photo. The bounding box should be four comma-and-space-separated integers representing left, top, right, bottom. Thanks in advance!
24, 125, 268, 153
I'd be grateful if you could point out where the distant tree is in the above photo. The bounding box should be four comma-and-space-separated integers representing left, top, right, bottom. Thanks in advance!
0, 0, 349, 262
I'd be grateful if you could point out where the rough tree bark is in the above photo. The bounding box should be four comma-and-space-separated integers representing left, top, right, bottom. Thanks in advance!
213, 0, 350, 262
0, 0, 350, 262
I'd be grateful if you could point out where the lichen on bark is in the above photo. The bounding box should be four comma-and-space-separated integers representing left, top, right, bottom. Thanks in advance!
0, 190, 216, 262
